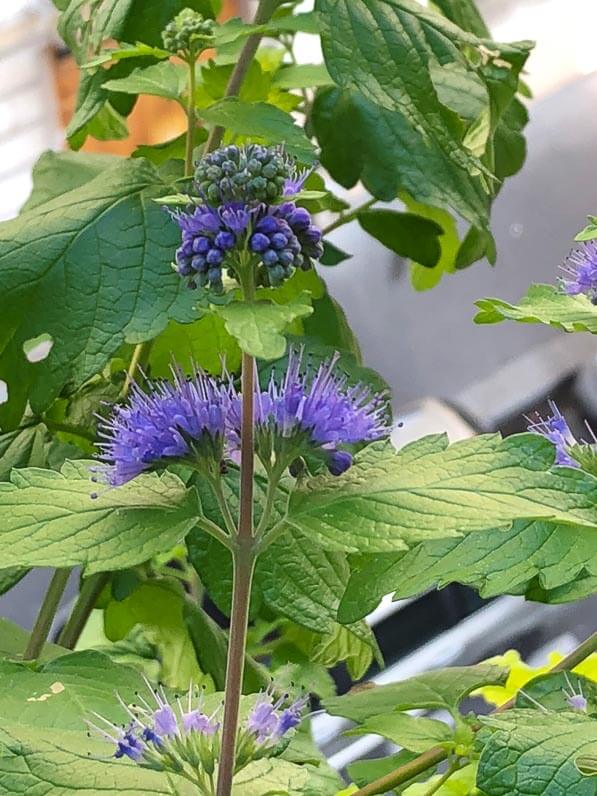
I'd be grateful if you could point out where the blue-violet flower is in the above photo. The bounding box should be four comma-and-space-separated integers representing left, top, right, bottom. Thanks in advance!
559, 241, 597, 303
95, 367, 233, 486
526, 400, 578, 467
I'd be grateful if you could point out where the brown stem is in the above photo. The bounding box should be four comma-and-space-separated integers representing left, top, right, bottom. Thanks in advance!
351, 630, 597, 796
204, 0, 280, 153
215, 547, 256, 796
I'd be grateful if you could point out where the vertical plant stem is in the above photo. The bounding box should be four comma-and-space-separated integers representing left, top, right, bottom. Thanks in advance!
185, 59, 197, 177
57, 572, 110, 650
23, 568, 71, 661
205, 0, 280, 153
216, 547, 256, 796
120, 341, 152, 399
216, 345, 256, 796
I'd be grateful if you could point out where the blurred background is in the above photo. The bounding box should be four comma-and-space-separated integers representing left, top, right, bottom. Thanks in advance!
0, 0, 595, 773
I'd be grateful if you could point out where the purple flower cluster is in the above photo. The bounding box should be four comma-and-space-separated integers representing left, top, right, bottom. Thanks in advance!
95, 367, 233, 487
88, 680, 305, 782
96, 352, 390, 486
240, 349, 390, 475
559, 241, 597, 303
526, 400, 578, 467
172, 145, 323, 290
175, 204, 250, 292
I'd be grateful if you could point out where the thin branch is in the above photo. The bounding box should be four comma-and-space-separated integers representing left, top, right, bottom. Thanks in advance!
23, 568, 71, 661
350, 630, 597, 796
321, 197, 377, 236
204, 0, 280, 153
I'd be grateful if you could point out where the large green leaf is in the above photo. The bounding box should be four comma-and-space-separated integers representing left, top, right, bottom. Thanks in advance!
149, 313, 242, 377
357, 210, 443, 268
513, 672, 597, 715
433, 0, 490, 37
211, 293, 313, 360
346, 712, 454, 754
0, 650, 187, 794
338, 519, 597, 622
0, 156, 194, 427
187, 473, 381, 676
475, 284, 597, 333
477, 710, 597, 796
313, 0, 530, 233
0, 460, 198, 574
200, 98, 316, 160
0, 618, 67, 663
20, 151, 118, 212
104, 579, 203, 689
324, 664, 508, 723
282, 434, 597, 553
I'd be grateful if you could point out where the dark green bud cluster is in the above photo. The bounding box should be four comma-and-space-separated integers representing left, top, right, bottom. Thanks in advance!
161, 9, 215, 56
195, 144, 293, 205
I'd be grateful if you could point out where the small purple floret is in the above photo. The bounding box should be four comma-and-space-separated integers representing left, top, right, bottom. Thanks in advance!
526, 400, 578, 467
559, 241, 597, 302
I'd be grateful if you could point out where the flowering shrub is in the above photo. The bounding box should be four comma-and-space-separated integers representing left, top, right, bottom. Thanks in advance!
0, 2, 595, 796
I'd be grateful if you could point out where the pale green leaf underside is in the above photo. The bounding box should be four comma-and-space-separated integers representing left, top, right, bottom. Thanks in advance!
477, 710, 597, 795
475, 284, 597, 333
346, 712, 453, 754
284, 434, 597, 553
212, 294, 313, 360
0, 460, 198, 574
339, 519, 597, 623
324, 664, 508, 723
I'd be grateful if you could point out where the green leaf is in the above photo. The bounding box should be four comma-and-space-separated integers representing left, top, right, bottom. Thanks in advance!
266, 12, 321, 35
283, 434, 597, 553
211, 293, 313, 360
56, 0, 217, 62
324, 663, 509, 723
403, 762, 480, 795
0, 569, 27, 597
0, 156, 194, 427
132, 131, 193, 165
321, 241, 352, 266
575, 216, 597, 242
82, 42, 171, 67
312, 86, 490, 227
475, 284, 597, 333
432, 0, 490, 37
477, 710, 597, 795
199, 98, 316, 160
231, 757, 338, 796
348, 751, 421, 792
429, 60, 489, 123
0, 650, 183, 794
187, 472, 381, 676
0, 617, 66, 662
0, 460, 198, 574
514, 671, 597, 715
339, 519, 597, 623
103, 60, 187, 101
184, 600, 269, 693
104, 579, 204, 690
0, 424, 52, 480
357, 209, 443, 268
149, 313, 242, 377
404, 196, 460, 290
272, 63, 333, 89
20, 150, 118, 212
346, 712, 454, 754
